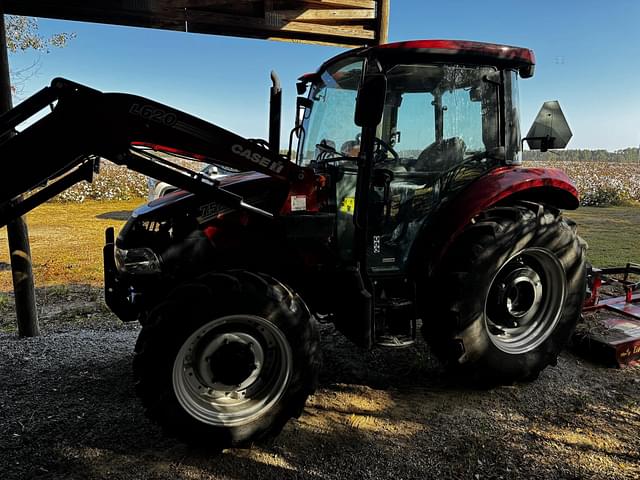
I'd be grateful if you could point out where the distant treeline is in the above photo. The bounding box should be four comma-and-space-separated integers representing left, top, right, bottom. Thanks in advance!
523, 147, 639, 163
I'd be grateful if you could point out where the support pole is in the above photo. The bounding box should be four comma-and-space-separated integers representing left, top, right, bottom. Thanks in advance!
377, 0, 390, 45
0, 14, 39, 337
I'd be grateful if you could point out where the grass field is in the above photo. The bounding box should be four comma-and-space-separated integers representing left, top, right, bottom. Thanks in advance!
567, 206, 640, 267
0, 200, 142, 291
0, 201, 638, 292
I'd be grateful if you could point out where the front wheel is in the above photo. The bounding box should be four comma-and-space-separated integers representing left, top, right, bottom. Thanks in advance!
421, 202, 587, 385
133, 271, 321, 448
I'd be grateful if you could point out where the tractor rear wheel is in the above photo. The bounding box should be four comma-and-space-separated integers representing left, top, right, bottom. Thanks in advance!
421, 202, 586, 385
133, 271, 321, 448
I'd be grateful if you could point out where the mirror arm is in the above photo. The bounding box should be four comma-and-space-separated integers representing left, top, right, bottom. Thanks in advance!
523, 135, 556, 153
287, 125, 305, 162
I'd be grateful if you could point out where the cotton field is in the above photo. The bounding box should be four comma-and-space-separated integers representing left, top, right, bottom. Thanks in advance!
51, 159, 640, 207
54, 162, 149, 202
528, 160, 640, 206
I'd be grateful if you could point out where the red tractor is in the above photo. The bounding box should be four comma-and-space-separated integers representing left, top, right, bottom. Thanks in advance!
0, 40, 585, 448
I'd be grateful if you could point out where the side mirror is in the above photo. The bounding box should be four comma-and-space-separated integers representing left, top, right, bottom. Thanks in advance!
296, 81, 308, 95
354, 73, 387, 128
295, 96, 313, 131
524, 101, 572, 152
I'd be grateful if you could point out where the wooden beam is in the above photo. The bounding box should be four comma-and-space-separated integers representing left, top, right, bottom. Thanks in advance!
305, 0, 376, 9
280, 19, 375, 38
186, 10, 376, 39
277, 9, 375, 22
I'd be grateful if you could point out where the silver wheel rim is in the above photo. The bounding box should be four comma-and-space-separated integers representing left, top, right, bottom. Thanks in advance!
172, 315, 292, 427
484, 247, 566, 354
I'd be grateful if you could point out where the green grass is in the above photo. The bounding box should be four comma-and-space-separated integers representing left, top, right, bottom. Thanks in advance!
567, 206, 640, 267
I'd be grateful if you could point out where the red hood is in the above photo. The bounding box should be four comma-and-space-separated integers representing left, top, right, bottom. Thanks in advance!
136, 171, 280, 218
146, 171, 270, 208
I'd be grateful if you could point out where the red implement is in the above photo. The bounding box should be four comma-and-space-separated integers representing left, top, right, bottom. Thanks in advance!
575, 264, 640, 367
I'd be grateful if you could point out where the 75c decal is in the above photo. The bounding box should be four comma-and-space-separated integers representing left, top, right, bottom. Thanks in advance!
129, 104, 177, 126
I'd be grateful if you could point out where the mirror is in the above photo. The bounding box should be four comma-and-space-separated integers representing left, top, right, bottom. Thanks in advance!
295, 96, 313, 131
524, 101, 572, 151
354, 73, 387, 128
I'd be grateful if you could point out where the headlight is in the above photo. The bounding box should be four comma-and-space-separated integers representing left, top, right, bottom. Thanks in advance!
114, 247, 161, 275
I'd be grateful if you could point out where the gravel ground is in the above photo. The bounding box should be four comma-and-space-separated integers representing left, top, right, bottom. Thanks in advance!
1, 285, 639, 480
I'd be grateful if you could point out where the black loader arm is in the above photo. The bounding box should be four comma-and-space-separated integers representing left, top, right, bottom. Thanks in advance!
0, 78, 306, 227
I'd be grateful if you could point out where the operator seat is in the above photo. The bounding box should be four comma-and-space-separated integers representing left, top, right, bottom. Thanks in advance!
414, 137, 466, 172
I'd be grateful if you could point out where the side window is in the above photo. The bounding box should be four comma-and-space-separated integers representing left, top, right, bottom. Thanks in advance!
395, 93, 435, 157
442, 89, 483, 151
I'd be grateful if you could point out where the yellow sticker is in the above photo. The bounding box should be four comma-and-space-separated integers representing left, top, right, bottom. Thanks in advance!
340, 196, 355, 215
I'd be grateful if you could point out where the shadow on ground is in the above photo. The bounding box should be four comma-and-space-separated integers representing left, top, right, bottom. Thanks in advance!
0, 291, 639, 479
95, 211, 133, 221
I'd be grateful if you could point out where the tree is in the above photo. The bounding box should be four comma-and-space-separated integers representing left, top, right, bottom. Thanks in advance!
5, 15, 75, 95
5, 15, 74, 53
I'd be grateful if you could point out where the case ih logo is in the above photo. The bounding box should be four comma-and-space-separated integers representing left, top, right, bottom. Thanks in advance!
231, 144, 284, 174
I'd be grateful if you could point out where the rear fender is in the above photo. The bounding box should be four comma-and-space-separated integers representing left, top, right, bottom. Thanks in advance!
413, 166, 579, 275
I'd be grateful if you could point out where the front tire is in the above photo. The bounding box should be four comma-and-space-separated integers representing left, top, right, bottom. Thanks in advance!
133, 271, 321, 448
421, 202, 586, 385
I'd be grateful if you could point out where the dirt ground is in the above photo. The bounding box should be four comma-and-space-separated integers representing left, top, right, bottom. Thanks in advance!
0, 285, 639, 480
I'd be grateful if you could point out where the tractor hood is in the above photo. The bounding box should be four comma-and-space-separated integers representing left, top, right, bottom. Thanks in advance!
132, 171, 286, 220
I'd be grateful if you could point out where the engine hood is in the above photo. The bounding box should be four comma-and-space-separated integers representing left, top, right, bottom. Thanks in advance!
131, 171, 286, 219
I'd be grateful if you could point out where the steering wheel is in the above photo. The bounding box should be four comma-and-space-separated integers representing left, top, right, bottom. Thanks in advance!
373, 137, 400, 163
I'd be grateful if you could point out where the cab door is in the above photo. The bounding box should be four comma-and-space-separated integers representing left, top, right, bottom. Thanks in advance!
296, 58, 373, 346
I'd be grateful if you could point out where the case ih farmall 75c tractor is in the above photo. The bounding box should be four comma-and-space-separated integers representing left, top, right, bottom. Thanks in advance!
0, 40, 585, 448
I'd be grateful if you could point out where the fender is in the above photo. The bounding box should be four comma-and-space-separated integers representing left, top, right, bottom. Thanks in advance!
413, 166, 580, 275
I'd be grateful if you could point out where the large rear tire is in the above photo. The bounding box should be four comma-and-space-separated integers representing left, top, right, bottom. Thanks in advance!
421, 202, 586, 385
133, 271, 321, 448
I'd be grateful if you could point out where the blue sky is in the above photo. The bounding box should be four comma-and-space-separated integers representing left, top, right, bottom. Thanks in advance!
8, 0, 640, 150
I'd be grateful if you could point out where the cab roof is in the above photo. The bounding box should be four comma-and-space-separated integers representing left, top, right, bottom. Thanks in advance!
303, 39, 536, 81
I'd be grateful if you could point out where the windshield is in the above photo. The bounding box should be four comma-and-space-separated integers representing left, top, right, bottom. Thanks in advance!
298, 58, 364, 165
299, 62, 500, 172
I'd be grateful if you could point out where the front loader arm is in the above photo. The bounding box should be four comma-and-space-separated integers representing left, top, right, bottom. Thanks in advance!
0, 78, 306, 227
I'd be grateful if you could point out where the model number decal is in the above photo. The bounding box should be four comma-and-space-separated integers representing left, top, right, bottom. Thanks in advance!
130, 104, 177, 126
198, 202, 220, 222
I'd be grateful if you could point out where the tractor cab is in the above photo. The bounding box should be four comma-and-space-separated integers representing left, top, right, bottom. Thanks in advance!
295, 40, 571, 346
297, 41, 531, 276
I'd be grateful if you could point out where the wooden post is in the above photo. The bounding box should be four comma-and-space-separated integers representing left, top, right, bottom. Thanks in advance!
377, 0, 390, 45
0, 14, 40, 337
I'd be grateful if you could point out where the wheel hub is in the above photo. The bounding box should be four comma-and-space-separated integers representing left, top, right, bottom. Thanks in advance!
492, 266, 543, 327
484, 248, 566, 355
208, 341, 257, 386
172, 315, 292, 427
